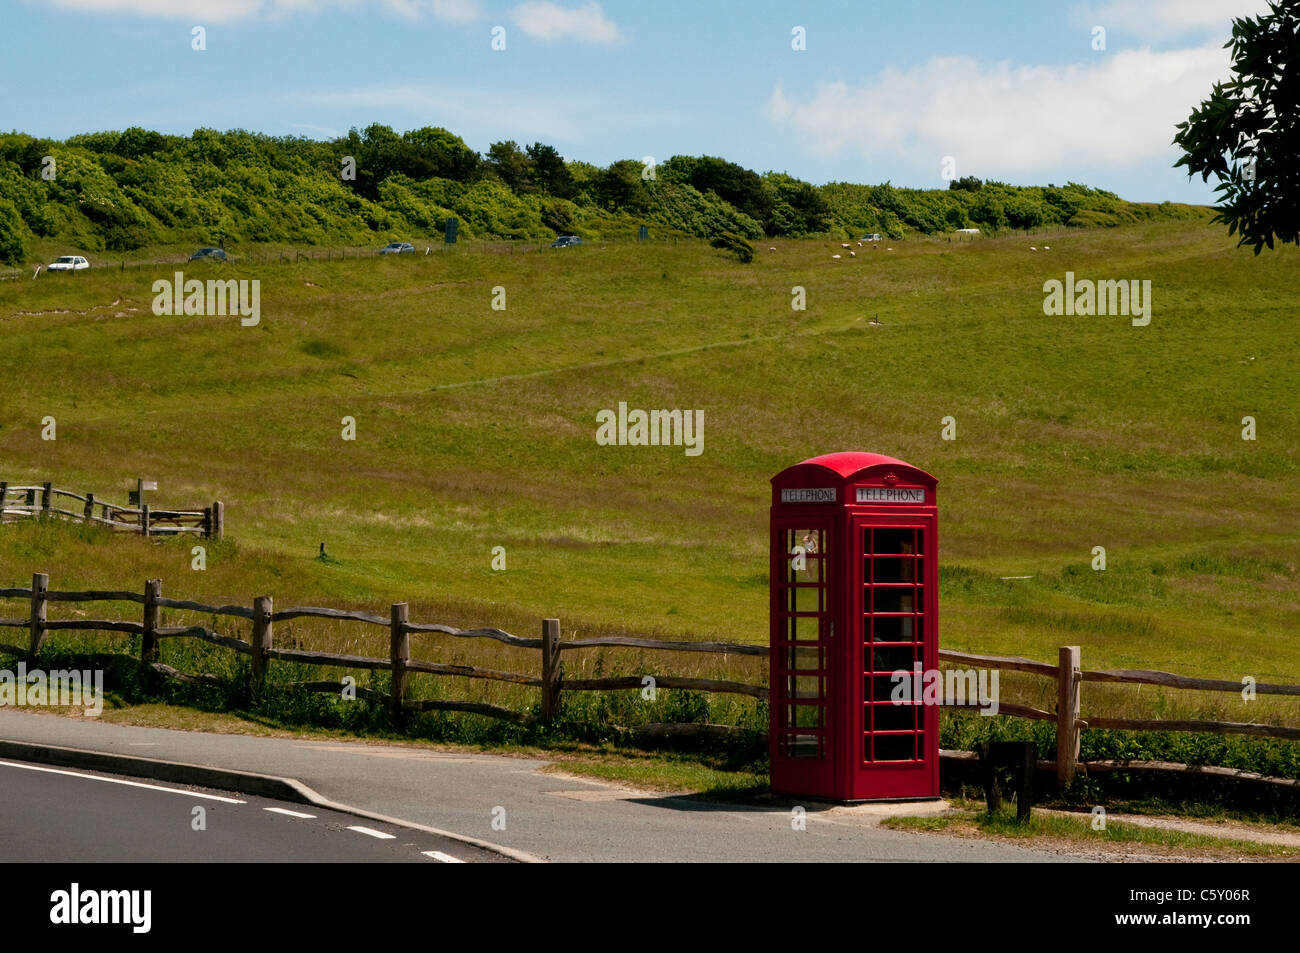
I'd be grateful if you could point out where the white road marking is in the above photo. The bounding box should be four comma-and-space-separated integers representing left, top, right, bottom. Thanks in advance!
264, 807, 316, 819
422, 850, 465, 863
347, 825, 396, 840
0, 759, 245, 803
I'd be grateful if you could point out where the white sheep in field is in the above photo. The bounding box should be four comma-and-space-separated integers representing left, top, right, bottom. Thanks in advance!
1044, 245, 1050, 250
849, 251, 856, 256
841, 243, 851, 248
769, 246, 776, 251
831, 254, 841, 259
1030, 246, 1038, 251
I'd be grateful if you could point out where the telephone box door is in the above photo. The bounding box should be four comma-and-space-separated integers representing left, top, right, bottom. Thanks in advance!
851, 514, 939, 799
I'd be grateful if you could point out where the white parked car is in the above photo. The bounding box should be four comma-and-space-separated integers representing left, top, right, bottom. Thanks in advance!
47, 256, 89, 272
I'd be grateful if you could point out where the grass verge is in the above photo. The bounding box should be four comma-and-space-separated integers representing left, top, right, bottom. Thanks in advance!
882, 802, 1299, 859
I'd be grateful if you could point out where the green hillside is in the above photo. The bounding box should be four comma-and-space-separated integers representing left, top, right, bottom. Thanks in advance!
1, 218, 1296, 725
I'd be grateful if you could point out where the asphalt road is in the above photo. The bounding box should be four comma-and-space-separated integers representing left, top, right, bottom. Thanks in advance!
0, 710, 1090, 862
0, 758, 501, 863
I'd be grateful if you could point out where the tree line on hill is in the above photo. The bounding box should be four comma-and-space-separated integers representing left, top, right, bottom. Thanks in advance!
0, 123, 1206, 264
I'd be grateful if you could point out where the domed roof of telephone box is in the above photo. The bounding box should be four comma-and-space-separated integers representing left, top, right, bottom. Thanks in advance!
772, 452, 937, 487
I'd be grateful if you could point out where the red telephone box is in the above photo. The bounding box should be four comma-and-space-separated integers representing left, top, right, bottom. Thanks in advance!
769, 452, 940, 801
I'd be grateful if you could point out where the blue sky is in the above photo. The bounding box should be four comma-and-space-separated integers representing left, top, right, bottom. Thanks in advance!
1, 0, 1271, 202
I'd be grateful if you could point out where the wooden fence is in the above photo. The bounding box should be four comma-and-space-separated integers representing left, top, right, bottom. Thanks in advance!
1, 572, 1297, 786
0, 573, 763, 729
0, 482, 222, 539
937, 647, 1300, 785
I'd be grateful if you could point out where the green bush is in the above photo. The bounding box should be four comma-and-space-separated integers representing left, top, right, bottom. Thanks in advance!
0, 197, 29, 264
540, 197, 577, 234
1005, 196, 1045, 229
1067, 208, 1122, 228
0, 127, 1207, 251
650, 183, 764, 239
710, 231, 754, 262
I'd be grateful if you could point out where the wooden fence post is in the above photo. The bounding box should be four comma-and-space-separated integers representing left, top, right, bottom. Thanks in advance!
141, 503, 150, 538
390, 603, 410, 724
1057, 645, 1081, 788
29, 572, 48, 659
250, 596, 272, 702
0, 482, 8, 518
83, 492, 95, 521
541, 618, 562, 721
142, 578, 161, 662
212, 501, 224, 540
41, 482, 52, 517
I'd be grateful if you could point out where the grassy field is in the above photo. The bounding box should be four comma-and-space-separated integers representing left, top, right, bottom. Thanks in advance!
1, 219, 1297, 730
881, 802, 1300, 859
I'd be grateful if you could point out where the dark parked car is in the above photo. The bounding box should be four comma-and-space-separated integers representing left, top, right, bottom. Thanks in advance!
189, 247, 227, 262
550, 235, 582, 248
380, 242, 415, 255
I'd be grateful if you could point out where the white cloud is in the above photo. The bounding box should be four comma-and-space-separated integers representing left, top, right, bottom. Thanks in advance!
38, 0, 271, 20
36, 0, 480, 23
766, 44, 1231, 176
1069, 0, 1272, 38
381, 0, 483, 22
508, 1, 623, 45
430, 0, 482, 23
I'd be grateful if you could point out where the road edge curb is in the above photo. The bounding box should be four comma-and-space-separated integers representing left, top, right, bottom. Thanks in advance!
0, 738, 543, 864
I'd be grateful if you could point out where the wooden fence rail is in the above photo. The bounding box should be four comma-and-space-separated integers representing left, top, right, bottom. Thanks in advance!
1, 572, 1297, 788
0, 573, 767, 729
0, 482, 223, 539
934, 644, 1300, 786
